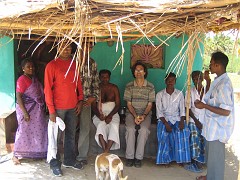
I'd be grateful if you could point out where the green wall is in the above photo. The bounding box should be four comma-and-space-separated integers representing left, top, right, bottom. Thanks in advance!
91, 36, 203, 106
0, 37, 16, 115
0, 35, 204, 112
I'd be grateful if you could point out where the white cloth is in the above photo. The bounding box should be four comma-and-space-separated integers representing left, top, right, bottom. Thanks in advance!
47, 117, 65, 163
93, 102, 120, 150
186, 87, 206, 123
156, 88, 185, 124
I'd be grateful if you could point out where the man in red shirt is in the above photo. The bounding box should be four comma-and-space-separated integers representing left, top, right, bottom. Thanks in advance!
44, 41, 84, 176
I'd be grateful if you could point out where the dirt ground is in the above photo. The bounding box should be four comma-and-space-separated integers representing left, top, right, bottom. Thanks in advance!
0, 104, 239, 180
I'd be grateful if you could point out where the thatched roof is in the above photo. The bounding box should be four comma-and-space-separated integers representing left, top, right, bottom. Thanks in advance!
0, 0, 239, 41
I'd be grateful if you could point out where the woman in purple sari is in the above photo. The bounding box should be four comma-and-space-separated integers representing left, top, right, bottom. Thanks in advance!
13, 58, 48, 164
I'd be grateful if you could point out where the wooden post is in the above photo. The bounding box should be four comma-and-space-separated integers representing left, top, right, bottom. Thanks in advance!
185, 32, 199, 124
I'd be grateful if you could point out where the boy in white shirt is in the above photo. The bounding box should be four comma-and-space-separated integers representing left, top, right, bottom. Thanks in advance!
156, 72, 190, 166
184, 71, 211, 173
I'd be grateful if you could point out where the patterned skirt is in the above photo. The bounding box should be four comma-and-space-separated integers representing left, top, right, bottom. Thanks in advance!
156, 121, 191, 164
188, 122, 205, 163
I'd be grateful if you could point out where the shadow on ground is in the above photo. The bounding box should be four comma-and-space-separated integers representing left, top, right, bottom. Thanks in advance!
225, 145, 239, 180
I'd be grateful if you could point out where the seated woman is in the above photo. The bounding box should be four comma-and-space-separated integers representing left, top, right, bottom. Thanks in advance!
92, 69, 120, 153
13, 58, 48, 164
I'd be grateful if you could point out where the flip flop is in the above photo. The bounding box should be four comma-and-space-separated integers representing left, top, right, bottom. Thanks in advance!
184, 163, 203, 173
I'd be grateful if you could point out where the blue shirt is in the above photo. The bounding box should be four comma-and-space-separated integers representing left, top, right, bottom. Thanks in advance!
202, 73, 235, 143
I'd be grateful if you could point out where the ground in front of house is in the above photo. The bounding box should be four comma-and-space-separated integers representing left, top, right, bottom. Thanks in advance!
0, 103, 239, 180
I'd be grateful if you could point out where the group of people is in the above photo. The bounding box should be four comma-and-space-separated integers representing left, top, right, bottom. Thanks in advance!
13, 40, 235, 180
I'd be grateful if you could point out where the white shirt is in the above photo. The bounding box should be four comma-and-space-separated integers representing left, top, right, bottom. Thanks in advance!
186, 86, 206, 124
156, 88, 185, 124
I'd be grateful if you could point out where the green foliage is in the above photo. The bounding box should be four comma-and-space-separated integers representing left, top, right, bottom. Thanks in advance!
203, 32, 240, 73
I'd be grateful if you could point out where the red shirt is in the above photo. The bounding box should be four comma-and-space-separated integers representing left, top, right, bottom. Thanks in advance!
44, 58, 84, 114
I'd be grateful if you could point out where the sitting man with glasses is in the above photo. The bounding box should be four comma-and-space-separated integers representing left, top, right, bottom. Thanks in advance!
123, 61, 155, 168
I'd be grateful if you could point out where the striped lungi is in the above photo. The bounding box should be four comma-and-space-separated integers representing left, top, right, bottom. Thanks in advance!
188, 122, 205, 163
156, 121, 191, 164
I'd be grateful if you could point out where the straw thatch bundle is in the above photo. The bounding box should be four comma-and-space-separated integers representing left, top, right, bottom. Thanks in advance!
0, 0, 239, 40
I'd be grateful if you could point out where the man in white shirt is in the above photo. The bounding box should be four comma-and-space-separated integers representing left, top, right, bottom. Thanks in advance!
184, 70, 211, 173
156, 72, 190, 166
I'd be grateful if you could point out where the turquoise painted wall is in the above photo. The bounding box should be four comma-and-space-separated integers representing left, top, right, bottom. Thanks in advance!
0, 35, 203, 112
91, 36, 203, 106
0, 37, 16, 115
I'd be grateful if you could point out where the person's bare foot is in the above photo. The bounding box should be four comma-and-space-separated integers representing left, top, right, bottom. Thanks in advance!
159, 164, 170, 168
196, 175, 207, 180
178, 163, 184, 167
196, 161, 203, 169
12, 156, 21, 165
156, 163, 171, 168
164, 164, 171, 168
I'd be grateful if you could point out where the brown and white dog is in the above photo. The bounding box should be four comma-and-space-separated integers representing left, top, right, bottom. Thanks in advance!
95, 153, 128, 180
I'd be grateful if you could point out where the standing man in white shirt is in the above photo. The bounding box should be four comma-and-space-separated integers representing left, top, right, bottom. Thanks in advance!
184, 70, 211, 173
156, 72, 190, 166
195, 51, 235, 180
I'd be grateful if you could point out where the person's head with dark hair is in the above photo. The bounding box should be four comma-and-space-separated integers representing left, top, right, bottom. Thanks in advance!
131, 61, 148, 79
99, 69, 111, 85
58, 41, 72, 60
99, 69, 111, 77
211, 51, 229, 70
21, 58, 35, 77
81, 37, 96, 53
21, 57, 33, 69
165, 72, 176, 81
165, 72, 176, 90
191, 71, 203, 79
191, 70, 203, 88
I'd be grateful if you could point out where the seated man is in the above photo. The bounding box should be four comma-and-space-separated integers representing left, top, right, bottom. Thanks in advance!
184, 70, 211, 172
124, 62, 155, 168
92, 69, 121, 153
156, 72, 190, 166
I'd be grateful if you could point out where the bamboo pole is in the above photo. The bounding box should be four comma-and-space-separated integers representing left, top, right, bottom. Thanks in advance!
185, 31, 200, 124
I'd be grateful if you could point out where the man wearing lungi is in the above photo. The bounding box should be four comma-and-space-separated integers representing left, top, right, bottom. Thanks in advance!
92, 69, 121, 152
184, 70, 211, 173
156, 72, 191, 166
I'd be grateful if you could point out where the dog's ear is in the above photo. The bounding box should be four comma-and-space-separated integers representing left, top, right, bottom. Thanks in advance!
123, 176, 128, 180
